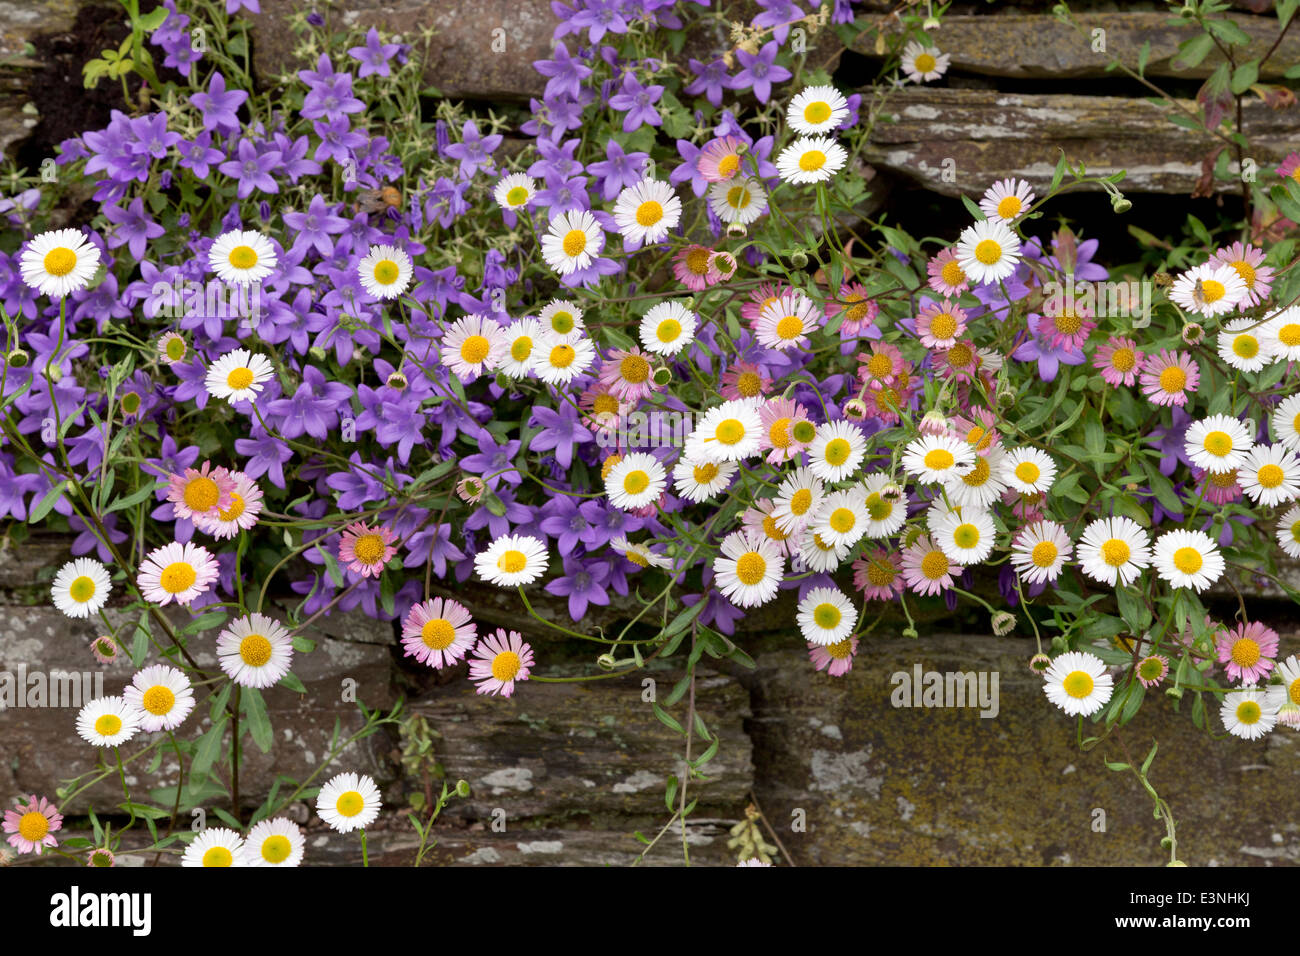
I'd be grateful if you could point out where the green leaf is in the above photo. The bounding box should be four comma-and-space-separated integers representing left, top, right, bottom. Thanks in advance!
192, 716, 228, 777
1172, 32, 1214, 70
1205, 17, 1251, 47
959, 193, 985, 221
665, 775, 678, 811
1140, 741, 1158, 775
1136, 39, 1151, 76
1230, 59, 1259, 95
28, 482, 67, 525
1282, 0, 1300, 29
104, 478, 162, 514
137, 6, 170, 30
652, 703, 684, 734
180, 608, 228, 636
242, 687, 274, 754
280, 671, 307, 694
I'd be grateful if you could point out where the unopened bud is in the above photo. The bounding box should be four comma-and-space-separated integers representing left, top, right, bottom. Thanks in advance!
843, 398, 868, 421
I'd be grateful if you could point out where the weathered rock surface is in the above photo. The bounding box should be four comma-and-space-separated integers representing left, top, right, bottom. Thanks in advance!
864, 88, 1295, 197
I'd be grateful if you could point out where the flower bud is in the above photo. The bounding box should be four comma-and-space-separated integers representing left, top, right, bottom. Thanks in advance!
652, 366, 673, 387
1111, 193, 1132, 214
1028, 652, 1052, 674
791, 420, 817, 444
596, 653, 617, 670
991, 611, 1016, 637
6, 348, 28, 368
843, 398, 868, 421
789, 250, 808, 269
455, 779, 471, 797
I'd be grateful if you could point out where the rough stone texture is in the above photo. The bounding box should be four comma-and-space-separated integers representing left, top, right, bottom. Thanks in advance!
864, 88, 1296, 197
0, 0, 83, 157
862, 12, 1300, 81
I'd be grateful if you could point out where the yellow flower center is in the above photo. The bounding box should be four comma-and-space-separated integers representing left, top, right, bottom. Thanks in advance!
240, 634, 273, 667
1289, 677, 1300, 706
1172, 546, 1202, 574
226, 367, 255, 390
623, 470, 650, 495
736, 371, 762, 396
69, 575, 97, 603
996, 195, 1022, 219
94, 713, 122, 736
864, 558, 895, 586
923, 448, 954, 471
549, 344, 576, 368
715, 418, 746, 445
768, 417, 792, 448
865, 493, 891, 522
656, 319, 681, 343
261, 835, 292, 863
510, 337, 533, 362
373, 260, 400, 285
734, 552, 767, 585
920, 550, 949, 580
201, 846, 232, 867
1100, 539, 1130, 567
1209, 469, 1238, 489
505, 186, 529, 206
826, 637, 854, 659
18, 810, 49, 842
1159, 366, 1187, 393
790, 488, 813, 515
336, 791, 365, 817
1236, 700, 1262, 724
828, 507, 856, 533
635, 200, 663, 226
813, 602, 841, 629
974, 239, 1002, 265
692, 462, 719, 484
718, 153, 741, 177
762, 515, 788, 541
1015, 461, 1041, 484
1202, 431, 1233, 457
1111, 347, 1136, 372
1054, 310, 1083, 335
914, 52, 936, 73
1031, 541, 1058, 567
43, 247, 78, 277
726, 185, 750, 208
142, 685, 175, 715
1062, 670, 1094, 699
184, 476, 220, 512
776, 315, 804, 340
550, 310, 575, 334
685, 247, 711, 275
1279, 323, 1300, 346
1233, 334, 1259, 358
1230, 259, 1255, 287
1258, 464, 1285, 488
962, 456, 991, 487
492, 650, 522, 682
866, 353, 893, 379
824, 437, 852, 466
460, 335, 491, 365
804, 101, 832, 124
562, 229, 587, 257
798, 150, 826, 172
952, 523, 980, 549
947, 343, 974, 367
620, 354, 650, 383
929, 312, 958, 340
592, 393, 619, 415
601, 455, 623, 480
353, 534, 387, 565
228, 245, 258, 270
497, 549, 527, 574
421, 618, 456, 650
1199, 279, 1225, 303
160, 562, 197, 594
941, 259, 965, 285
1231, 638, 1260, 667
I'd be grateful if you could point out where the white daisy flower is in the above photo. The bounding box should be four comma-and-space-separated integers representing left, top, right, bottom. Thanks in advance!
475, 534, 548, 587
181, 827, 245, 867
1043, 650, 1113, 717
685, 400, 764, 463
1238, 443, 1300, 506
613, 179, 681, 245
1274, 655, 1300, 715
786, 85, 849, 135
1184, 413, 1254, 474
611, 535, 672, 570
1217, 317, 1273, 372
713, 530, 784, 607
639, 300, 697, 356
498, 317, 543, 379
902, 433, 976, 485
1262, 305, 1300, 362
242, 817, 305, 867
794, 528, 851, 574
357, 244, 413, 300
1277, 504, 1300, 558
796, 586, 856, 646
1001, 446, 1057, 495
493, 172, 537, 212
810, 487, 870, 548
925, 496, 969, 534
755, 291, 821, 350
605, 452, 667, 511
441, 314, 507, 380
530, 332, 596, 386
216, 613, 295, 689
979, 178, 1035, 223
1078, 516, 1151, 587
1009, 520, 1072, 585
808, 419, 867, 482
122, 664, 195, 733
775, 136, 848, 185
772, 466, 826, 534
51, 557, 111, 619
1152, 528, 1224, 592
1169, 262, 1246, 318
860, 472, 907, 539
208, 230, 277, 285
75, 696, 141, 748
19, 228, 101, 298
538, 299, 585, 340
1221, 686, 1276, 741
205, 348, 274, 404
541, 209, 604, 275
672, 455, 736, 503
933, 507, 997, 565
954, 218, 1022, 285
900, 40, 949, 83
942, 444, 1008, 509
316, 771, 382, 833
708, 176, 768, 225
1270, 393, 1300, 452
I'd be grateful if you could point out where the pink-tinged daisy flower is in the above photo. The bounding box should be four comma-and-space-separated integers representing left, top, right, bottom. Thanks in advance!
707, 249, 738, 282
1136, 654, 1169, 689
1139, 348, 1199, 407
934, 339, 981, 385
673, 244, 716, 291
758, 397, 814, 464
720, 360, 772, 401
441, 313, 507, 380
856, 341, 905, 387
915, 299, 967, 348
123, 664, 195, 732
194, 470, 263, 539
1002, 487, 1047, 523
852, 548, 905, 601
1092, 336, 1145, 387
979, 177, 1035, 222
216, 613, 295, 689
900, 533, 963, 596
864, 367, 919, 426
137, 540, 219, 605
741, 498, 796, 557
926, 247, 969, 296
1216, 620, 1279, 685
598, 346, 657, 403
456, 477, 486, 503
1213, 241, 1274, 307
89, 635, 120, 665
808, 636, 859, 677
579, 381, 629, 436
3, 795, 62, 855
1277, 151, 1300, 185
338, 522, 397, 578
696, 135, 746, 182
166, 461, 236, 522
952, 407, 1002, 456
1194, 466, 1243, 505
1035, 301, 1096, 352
1009, 520, 1072, 585
1169, 262, 1246, 318
828, 282, 880, 338
468, 628, 534, 697
741, 281, 788, 327
401, 597, 477, 668
755, 291, 821, 350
